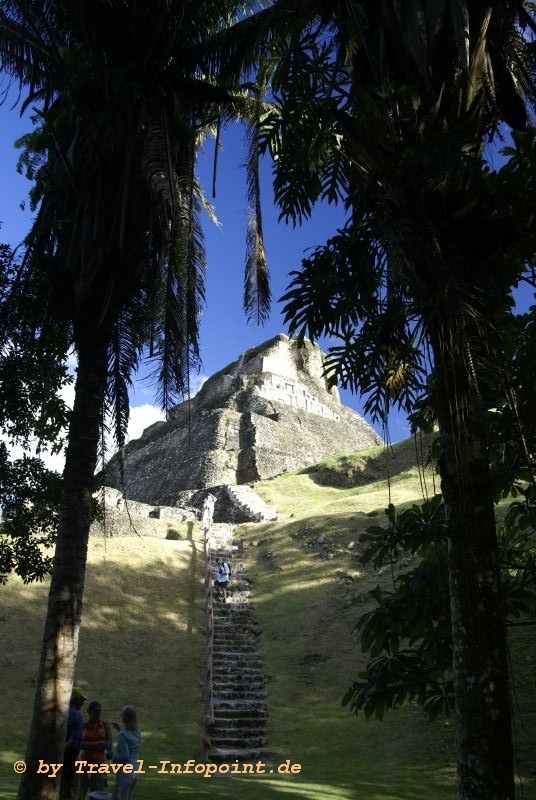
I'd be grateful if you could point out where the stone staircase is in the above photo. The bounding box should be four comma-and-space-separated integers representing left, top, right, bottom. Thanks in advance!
204, 525, 271, 762
207, 522, 236, 553
225, 484, 278, 523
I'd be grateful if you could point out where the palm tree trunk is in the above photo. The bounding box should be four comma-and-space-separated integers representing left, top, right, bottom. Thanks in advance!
433, 335, 514, 800
17, 330, 108, 800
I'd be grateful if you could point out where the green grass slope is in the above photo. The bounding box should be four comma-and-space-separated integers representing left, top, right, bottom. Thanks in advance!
1, 437, 534, 799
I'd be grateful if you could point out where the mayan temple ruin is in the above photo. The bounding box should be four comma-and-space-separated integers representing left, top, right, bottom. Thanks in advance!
104, 334, 382, 507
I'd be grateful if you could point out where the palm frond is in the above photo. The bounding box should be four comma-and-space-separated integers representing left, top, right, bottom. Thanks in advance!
448, 0, 470, 73
201, 1, 316, 86
145, 129, 206, 411
106, 298, 146, 456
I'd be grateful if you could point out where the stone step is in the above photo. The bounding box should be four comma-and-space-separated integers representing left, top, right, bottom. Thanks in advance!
204, 525, 268, 762
212, 647, 261, 656
214, 690, 268, 702
212, 718, 267, 731
213, 667, 265, 681
212, 643, 261, 669
212, 660, 263, 672
212, 672, 265, 681
212, 678, 266, 689
212, 592, 252, 601
213, 691, 267, 702
211, 713, 265, 725
211, 639, 259, 647
211, 636, 258, 646
212, 621, 256, 630
212, 664, 264, 675
212, 630, 257, 646
213, 714, 268, 727
212, 622, 260, 633
213, 679, 267, 691
213, 649, 261, 659
224, 484, 278, 523
212, 642, 259, 651
209, 640, 258, 651
213, 591, 249, 599
212, 674, 266, 685
211, 639, 260, 650
210, 542, 237, 550
208, 747, 274, 763
211, 734, 267, 748
213, 671, 266, 681
212, 609, 255, 619
210, 558, 239, 566
212, 613, 254, 621
212, 644, 261, 655
212, 667, 264, 678
213, 699, 268, 714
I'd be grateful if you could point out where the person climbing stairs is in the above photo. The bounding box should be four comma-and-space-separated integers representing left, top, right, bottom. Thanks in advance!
202, 523, 271, 763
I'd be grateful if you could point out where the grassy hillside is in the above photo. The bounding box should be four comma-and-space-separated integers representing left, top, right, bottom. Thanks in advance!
1, 437, 534, 799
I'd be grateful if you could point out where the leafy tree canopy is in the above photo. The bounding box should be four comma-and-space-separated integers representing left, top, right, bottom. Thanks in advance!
0, 241, 70, 582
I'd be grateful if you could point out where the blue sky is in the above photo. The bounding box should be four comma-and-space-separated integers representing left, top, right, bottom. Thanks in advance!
4, 94, 535, 473
1, 93, 410, 471
3, 95, 535, 471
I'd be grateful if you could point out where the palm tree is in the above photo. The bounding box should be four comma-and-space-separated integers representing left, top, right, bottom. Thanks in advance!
0, 2, 282, 796
263, 2, 536, 797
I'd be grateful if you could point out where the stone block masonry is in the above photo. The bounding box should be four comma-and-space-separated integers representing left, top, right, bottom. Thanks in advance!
104, 334, 382, 506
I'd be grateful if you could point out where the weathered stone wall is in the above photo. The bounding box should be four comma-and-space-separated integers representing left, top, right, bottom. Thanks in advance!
237, 401, 379, 484
251, 373, 340, 419
105, 408, 242, 500
89, 488, 197, 538
104, 334, 382, 505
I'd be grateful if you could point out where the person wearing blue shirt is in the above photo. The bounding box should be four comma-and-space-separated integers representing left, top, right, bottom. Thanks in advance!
113, 705, 142, 800
60, 686, 87, 800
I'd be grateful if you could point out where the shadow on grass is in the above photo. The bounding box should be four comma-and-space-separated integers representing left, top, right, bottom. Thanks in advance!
299, 436, 435, 491
124, 758, 457, 800
2, 516, 534, 800
234, 513, 536, 800
1, 537, 206, 797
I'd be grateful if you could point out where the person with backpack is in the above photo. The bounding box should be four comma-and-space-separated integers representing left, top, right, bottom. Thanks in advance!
214, 558, 231, 602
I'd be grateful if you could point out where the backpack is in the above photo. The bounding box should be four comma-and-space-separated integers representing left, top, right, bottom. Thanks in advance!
220, 561, 231, 579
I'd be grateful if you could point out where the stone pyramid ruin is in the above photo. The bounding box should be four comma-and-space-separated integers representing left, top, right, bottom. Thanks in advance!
104, 334, 381, 507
